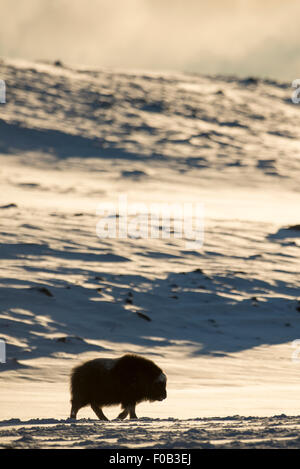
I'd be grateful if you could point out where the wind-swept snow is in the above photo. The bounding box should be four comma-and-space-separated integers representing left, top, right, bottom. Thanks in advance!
0, 59, 300, 448
2, 416, 300, 449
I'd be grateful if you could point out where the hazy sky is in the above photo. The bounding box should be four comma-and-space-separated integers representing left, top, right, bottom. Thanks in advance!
1, 0, 299, 79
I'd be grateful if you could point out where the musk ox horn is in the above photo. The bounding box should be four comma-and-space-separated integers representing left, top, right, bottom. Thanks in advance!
156, 372, 167, 384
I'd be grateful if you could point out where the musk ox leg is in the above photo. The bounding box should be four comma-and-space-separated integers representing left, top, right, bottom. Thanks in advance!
129, 405, 137, 419
117, 408, 129, 420
118, 404, 137, 420
70, 401, 81, 419
91, 403, 109, 421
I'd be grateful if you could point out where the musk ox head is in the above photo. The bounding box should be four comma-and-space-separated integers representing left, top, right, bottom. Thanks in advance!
149, 372, 167, 402
113, 354, 167, 404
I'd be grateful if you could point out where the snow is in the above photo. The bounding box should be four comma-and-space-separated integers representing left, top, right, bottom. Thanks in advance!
2, 416, 300, 449
0, 58, 300, 448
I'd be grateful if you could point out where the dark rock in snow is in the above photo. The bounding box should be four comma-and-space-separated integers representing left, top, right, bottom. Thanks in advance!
136, 312, 151, 322
193, 268, 204, 274
32, 287, 54, 297
56, 336, 83, 343
0, 203, 17, 209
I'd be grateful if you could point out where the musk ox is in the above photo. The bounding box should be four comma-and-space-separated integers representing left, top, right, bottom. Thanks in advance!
70, 354, 167, 420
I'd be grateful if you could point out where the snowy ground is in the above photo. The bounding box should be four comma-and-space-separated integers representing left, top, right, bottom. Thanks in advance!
0, 58, 300, 448
2, 415, 300, 449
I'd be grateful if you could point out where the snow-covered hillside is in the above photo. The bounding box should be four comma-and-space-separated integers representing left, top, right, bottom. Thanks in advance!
0, 58, 300, 448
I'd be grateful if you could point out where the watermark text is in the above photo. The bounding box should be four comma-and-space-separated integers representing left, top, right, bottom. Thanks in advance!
0, 80, 6, 104
0, 339, 6, 363
96, 195, 204, 249
292, 79, 300, 104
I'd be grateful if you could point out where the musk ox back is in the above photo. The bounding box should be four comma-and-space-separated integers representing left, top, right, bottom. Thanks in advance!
70, 354, 167, 420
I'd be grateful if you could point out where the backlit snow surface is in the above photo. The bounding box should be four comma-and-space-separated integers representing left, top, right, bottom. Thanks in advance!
0, 59, 300, 448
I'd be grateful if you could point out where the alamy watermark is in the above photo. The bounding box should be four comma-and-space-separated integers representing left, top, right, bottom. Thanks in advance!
96, 195, 205, 249
0, 339, 6, 363
291, 79, 300, 104
291, 339, 300, 363
0, 79, 6, 104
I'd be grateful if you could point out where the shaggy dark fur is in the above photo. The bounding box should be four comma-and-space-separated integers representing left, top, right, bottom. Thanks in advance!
70, 354, 167, 420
